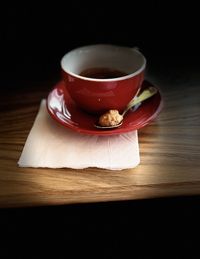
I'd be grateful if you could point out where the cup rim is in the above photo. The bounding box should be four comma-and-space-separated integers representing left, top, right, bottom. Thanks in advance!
61, 44, 146, 82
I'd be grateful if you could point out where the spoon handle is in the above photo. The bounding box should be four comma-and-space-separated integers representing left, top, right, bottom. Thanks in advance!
122, 87, 158, 117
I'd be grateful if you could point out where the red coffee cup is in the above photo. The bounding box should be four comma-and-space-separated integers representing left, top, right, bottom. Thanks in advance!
61, 44, 146, 114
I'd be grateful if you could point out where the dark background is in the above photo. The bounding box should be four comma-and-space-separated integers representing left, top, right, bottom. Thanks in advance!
1, 197, 200, 258
1, 1, 200, 258
1, 1, 199, 87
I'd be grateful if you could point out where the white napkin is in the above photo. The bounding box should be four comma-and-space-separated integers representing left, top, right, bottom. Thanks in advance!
18, 100, 140, 170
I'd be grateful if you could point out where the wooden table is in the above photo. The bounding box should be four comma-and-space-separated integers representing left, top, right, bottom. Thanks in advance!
1, 73, 200, 208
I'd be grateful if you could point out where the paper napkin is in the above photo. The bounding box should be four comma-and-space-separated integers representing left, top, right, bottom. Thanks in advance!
18, 100, 140, 170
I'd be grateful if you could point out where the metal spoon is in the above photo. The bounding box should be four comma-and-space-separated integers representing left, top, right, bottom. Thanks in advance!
94, 86, 158, 129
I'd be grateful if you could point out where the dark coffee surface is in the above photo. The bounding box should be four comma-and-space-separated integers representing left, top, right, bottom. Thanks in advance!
79, 67, 127, 79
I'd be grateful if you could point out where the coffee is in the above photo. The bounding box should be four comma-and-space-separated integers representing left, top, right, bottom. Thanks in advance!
79, 67, 127, 79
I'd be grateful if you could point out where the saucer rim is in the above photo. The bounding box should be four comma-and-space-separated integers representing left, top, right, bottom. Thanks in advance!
46, 81, 163, 136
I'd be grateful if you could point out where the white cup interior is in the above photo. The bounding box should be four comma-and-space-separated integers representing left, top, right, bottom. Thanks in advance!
61, 44, 146, 81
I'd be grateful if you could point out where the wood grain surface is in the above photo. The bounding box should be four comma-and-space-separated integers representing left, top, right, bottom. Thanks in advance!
0, 76, 200, 208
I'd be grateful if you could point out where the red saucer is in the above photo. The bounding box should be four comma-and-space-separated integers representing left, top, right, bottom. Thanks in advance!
47, 80, 163, 136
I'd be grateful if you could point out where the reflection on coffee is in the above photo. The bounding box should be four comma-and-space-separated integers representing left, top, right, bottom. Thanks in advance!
79, 67, 127, 79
